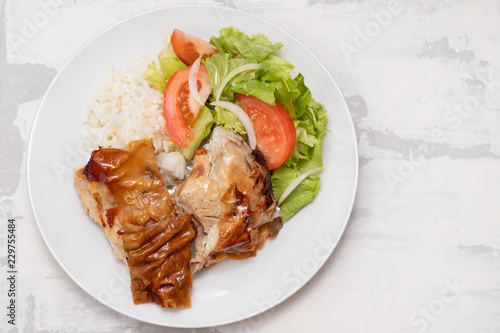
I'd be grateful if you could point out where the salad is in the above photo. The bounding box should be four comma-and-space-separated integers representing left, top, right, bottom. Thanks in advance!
144, 27, 328, 221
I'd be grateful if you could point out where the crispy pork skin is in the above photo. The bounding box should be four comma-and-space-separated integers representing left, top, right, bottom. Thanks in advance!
74, 139, 194, 308
175, 127, 282, 272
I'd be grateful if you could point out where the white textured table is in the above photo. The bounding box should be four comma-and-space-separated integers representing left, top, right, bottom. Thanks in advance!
1, 1, 499, 332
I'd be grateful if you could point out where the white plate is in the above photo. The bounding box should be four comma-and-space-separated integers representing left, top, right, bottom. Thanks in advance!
27, 5, 358, 328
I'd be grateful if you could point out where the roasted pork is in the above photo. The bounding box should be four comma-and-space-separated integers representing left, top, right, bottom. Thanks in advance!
74, 139, 194, 308
174, 127, 282, 272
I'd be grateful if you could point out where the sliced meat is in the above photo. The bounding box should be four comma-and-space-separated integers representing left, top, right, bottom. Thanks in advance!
175, 127, 282, 272
75, 170, 125, 259
74, 139, 194, 308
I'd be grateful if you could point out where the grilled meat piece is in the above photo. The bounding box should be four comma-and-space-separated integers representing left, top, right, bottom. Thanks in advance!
74, 139, 194, 308
175, 127, 282, 272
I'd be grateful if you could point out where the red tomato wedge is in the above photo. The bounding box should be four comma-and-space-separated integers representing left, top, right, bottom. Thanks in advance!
163, 64, 212, 147
235, 94, 296, 169
171, 29, 219, 66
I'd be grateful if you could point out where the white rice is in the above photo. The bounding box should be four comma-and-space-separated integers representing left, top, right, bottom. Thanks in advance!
82, 58, 188, 184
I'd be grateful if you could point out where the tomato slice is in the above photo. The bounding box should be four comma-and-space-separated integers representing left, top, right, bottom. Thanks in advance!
171, 29, 219, 66
163, 64, 212, 147
235, 94, 296, 170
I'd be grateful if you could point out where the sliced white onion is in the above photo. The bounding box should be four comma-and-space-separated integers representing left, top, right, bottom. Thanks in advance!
189, 55, 205, 106
216, 63, 261, 102
210, 101, 256, 149
278, 167, 322, 206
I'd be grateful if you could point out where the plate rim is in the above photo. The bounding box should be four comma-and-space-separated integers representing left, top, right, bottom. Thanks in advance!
27, 4, 359, 328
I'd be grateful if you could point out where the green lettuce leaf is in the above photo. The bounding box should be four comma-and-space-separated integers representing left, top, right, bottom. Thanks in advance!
203, 53, 252, 100
259, 55, 297, 115
144, 62, 166, 91
180, 107, 214, 159
212, 106, 246, 135
275, 79, 298, 118
294, 73, 312, 118
270, 72, 328, 221
143, 36, 186, 91
271, 167, 321, 222
296, 122, 319, 148
288, 73, 328, 165
258, 55, 294, 82
158, 57, 186, 82
230, 80, 277, 105
204, 53, 278, 105
157, 35, 186, 80
210, 27, 283, 62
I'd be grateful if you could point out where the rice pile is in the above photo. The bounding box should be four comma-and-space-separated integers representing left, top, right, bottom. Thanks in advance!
82, 59, 188, 185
